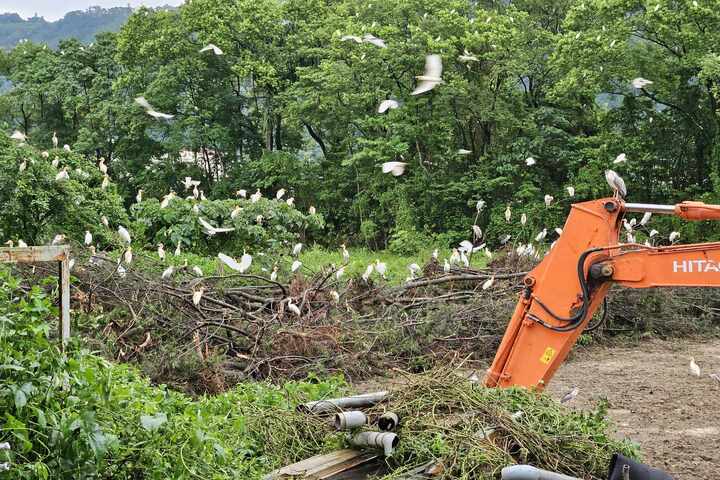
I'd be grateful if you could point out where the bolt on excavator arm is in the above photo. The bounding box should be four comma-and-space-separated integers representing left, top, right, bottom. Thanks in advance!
484, 197, 720, 390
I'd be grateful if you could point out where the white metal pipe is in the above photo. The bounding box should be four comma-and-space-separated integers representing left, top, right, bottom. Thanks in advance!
623, 203, 676, 214
501, 465, 580, 480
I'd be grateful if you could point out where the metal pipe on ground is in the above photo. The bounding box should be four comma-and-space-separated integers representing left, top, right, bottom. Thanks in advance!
334, 411, 368, 430
501, 465, 581, 480
297, 391, 388, 414
348, 431, 398, 457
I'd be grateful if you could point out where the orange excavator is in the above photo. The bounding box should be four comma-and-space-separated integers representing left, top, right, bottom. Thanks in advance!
485, 196, 720, 390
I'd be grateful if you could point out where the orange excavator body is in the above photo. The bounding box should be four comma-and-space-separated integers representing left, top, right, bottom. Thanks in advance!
485, 197, 720, 390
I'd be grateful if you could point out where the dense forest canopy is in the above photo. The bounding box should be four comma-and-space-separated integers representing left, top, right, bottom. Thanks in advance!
2, 0, 720, 250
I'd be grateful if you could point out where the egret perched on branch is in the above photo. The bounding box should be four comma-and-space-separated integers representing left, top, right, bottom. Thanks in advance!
192, 287, 204, 305
117, 226, 132, 244
411, 54, 443, 95
640, 212, 652, 226
482, 276, 494, 290
382, 161, 407, 176
566, 186, 575, 197
161, 265, 175, 279
287, 299, 301, 316
669, 231, 680, 243
604, 169, 627, 198
192, 265, 203, 276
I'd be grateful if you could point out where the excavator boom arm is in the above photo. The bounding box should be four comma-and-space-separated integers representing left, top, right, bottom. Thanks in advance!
485, 197, 720, 390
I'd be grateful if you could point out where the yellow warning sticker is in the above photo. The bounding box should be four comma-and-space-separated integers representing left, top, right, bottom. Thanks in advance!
540, 347, 556, 365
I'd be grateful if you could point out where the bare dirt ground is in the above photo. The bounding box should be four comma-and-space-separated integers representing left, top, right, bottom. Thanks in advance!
547, 338, 720, 480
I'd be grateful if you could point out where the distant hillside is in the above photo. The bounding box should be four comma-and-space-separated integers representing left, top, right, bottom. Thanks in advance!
0, 6, 139, 49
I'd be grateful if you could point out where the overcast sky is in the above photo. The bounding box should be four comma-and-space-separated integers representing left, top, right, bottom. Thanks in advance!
2, 1, 185, 21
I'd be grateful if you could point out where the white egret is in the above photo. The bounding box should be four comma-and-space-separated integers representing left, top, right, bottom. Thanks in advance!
340, 35, 362, 43
292, 243, 303, 256
482, 276, 494, 290
309, 206, 316, 215
250, 189, 262, 203
459, 240, 474, 253
544, 194, 554, 207
631, 77, 653, 89
198, 217, 235, 236
566, 186, 575, 197
291, 260, 302, 272
101, 215, 109, 228
136, 189, 143, 203
218, 252, 252, 273
287, 299, 301, 316
55, 167, 70, 182
535, 228, 547, 242
160, 191, 176, 208
52, 157, 60, 168
134, 96, 174, 120
192, 265, 203, 276
341, 244, 350, 263
476, 199, 486, 212
458, 49, 478, 62
236, 189, 247, 198
335, 266, 345, 280
669, 231, 680, 243
375, 259, 387, 278
505, 205, 511, 222
84, 231, 92, 246
174, 243, 182, 256
200, 43, 223, 55
690, 357, 701, 377
411, 54, 443, 95
101, 175, 110, 190
99, 158, 108, 174
614, 153, 627, 164
521, 213, 527, 225
640, 212, 652, 226
378, 99, 399, 113
604, 169, 627, 198
51, 234, 66, 245
457, 149, 472, 155
286, 197, 295, 207
276, 188, 286, 200
158, 243, 166, 260
192, 288, 204, 306
18, 240, 27, 247
19, 159, 26, 172
381, 161, 407, 176
231, 205, 242, 219
330, 290, 340, 302
117, 264, 127, 278
182, 176, 200, 190
161, 265, 175, 279
124, 247, 133, 264
63, 144, 71, 152
362, 33, 386, 48
432, 249, 438, 259
649, 229, 658, 238
525, 157, 536, 166
443, 259, 451, 272
118, 226, 132, 244
362, 264, 374, 281
560, 386, 579, 404
52, 131, 58, 148
10, 130, 26, 141
472, 225, 482, 240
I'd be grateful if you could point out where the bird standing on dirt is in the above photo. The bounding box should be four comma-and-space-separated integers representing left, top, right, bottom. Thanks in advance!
560, 386, 579, 404
690, 357, 701, 377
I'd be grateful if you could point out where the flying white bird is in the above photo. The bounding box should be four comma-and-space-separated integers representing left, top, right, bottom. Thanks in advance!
291, 260, 302, 272
560, 386, 579, 404
631, 77, 653, 89
505, 205, 512, 222
382, 161, 407, 176
457, 149, 472, 155
669, 231, 680, 243
362, 33, 386, 48
192, 288, 204, 305
200, 43, 223, 55
566, 186, 575, 197
181, 176, 200, 190
378, 99, 400, 113
198, 217, 235, 236
134, 96, 174, 120
218, 252, 252, 273
116, 226, 132, 244
605, 169, 627, 198
614, 153, 627, 164
640, 212, 652, 226
690, 357, 701, 377
340, 35, 362, 43
525, 157, 536, 166
544, 194, 554, 207
411, 54, 443, 95
84, 231, 92, 246
55, 167, 70, 182
10, 130, 26, 141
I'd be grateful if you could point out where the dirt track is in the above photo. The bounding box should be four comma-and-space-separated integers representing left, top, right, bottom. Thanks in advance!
548, 339, 720, 480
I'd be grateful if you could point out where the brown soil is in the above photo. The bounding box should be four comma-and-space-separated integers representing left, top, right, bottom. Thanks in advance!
548, 339, 720, 480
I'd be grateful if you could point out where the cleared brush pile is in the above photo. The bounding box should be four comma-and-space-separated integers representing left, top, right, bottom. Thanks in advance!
259, 367, 639, 479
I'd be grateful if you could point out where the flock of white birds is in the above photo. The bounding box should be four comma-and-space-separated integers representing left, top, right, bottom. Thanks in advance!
5, 39, 684, 315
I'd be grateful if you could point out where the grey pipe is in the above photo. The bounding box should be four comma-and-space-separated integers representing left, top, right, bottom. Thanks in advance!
501, 465, 580, 480
348, 431, 398, 456
297, 391, 388, 414
378, 412, 399, 431
334, 411, 368, 430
